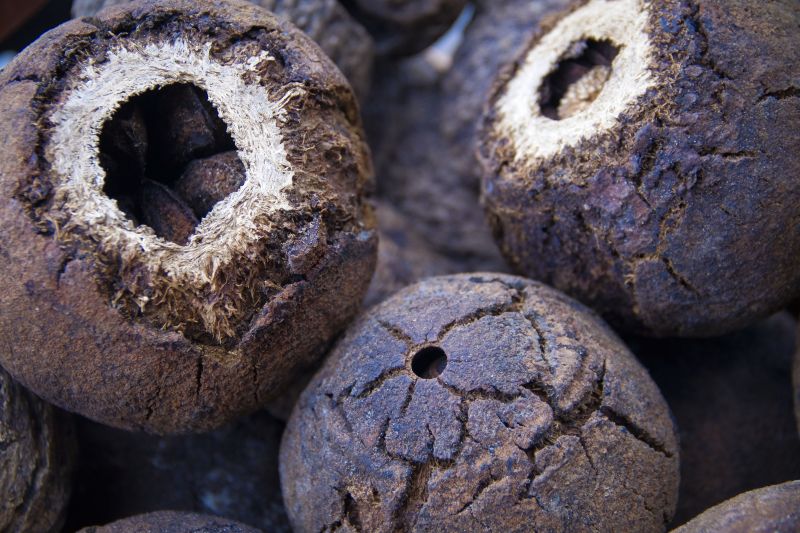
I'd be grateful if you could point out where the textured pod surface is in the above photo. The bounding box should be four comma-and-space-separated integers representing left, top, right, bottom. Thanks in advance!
672, 481, 800, 533
634, 313, 800, 526
65, 411, 288, 532
0, 367, 75, 533
281, 273, 679, 532
78, 511, 264, 533
367, 0, 568, 272
71, 0, 375, 99
0, 0, 376, 433
480, 0, 800, 336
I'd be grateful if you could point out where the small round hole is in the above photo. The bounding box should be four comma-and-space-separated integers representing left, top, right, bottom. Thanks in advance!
411, 346, 448, 379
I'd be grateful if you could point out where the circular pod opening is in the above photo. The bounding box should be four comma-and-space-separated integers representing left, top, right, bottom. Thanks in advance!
411, 346, 448, 379
99, 83, 242, 245
495, 0, 653, 161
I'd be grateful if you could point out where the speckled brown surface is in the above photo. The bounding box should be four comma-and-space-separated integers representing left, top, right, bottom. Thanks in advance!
0, 0, 376, 434
672, 481, 800, 533
78, 511, 265, 532
0, 367, 75, 533
633, 313, 800, 527
281, 273, 679, 532
480, 0, 800, 337
366, 0, 569, 272
64, 411, 288, 532
71, 0, 375, 99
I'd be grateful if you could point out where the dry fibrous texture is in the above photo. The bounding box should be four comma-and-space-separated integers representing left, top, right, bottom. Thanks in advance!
78, 511, 264, 533
339, 0, 467, 56
281, 273, 679, 532
64, 411, 288, 533
480, 0, 800, 337
0, 367, 75, 533
672, 481, 800, 533
366, 0, 569, 272
71, 0, 374, 99
632, 313, 800, 527
0, 0, 376, 434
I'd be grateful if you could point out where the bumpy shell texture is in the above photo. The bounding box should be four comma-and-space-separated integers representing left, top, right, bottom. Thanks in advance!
672, 481, 800, 533
480, 0, 800, 336
0, 368, 75, 533
78, 511, 264, 533
280, 273, 679, 532
0, 0, 376, 434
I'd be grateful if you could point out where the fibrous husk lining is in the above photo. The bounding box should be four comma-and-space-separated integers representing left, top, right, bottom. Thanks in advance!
44, 38, 305, 342
496, 0, 654, 162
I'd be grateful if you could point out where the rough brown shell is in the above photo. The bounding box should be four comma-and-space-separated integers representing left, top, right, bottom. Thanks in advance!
672, 481, 800, 533
0, 0, 376, 434
280, 273, 679, 532
78, 511, 264, 533
0, 367, 75, 533
480, 0, 800, 336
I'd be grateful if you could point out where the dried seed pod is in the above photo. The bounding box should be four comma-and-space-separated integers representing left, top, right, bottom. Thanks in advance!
71, 0, 374, 99
174, 151, 247, 219
633, 313, 800, 525
65, 412, 288, 532
0, 367, 75, 533
0, 0, 376, 434
339, 0, 468, 56
78, 511, 263, 533
673, 481, 800, 533
281, 273, 679, 532
139, 179, 199, 245
480, 0, 800, 336
367, 0, 568, 272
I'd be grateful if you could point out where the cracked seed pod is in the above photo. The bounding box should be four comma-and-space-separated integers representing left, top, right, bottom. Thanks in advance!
339, 0, 467, 56
673, 481, 800, 533
0, 0, 376, 434
78, 511, 264, 533
479, 0, 800, 337
71, 0, 374, 99
65, 411, 288, 532
0, 367, 75, 533
633, 313, 800, 526
281, 273, 679, 532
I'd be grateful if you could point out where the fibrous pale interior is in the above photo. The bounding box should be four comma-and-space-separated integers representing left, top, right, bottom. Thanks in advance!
496, 0, 654, 162
46, 39, 303, 309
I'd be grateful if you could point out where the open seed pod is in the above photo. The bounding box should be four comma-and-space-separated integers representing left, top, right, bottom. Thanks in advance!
480, 0, 800, 336
281, 273, 679, 532
71, 0, 375, 99
0, 367, 75, 533
78, 511, 263, 533
0, 0, 376, 434
673, 481, 800, 533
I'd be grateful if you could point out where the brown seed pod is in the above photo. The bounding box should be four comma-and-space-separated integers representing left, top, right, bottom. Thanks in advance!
280, 273, 679, 532
367, 0, 568, 272
71, 0, 375, 99
633, 313, 800, 526
339, 0, 467, 56
479, 0, 800, 337
78, 511, 264, 533
65, 412, 288, 532
174, 151, 247, 219
0, 0, 376, 434
0, 367, 75, 533
672, 481, 800, 533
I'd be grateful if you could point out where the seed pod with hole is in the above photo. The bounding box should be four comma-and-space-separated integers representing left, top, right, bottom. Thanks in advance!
71, 0, 374, 99
479, 0, 800, 337
0, 0, 376, 434
66, 411, 288, 532
339, 0, 468, 56
673, 481, 800, 533
0, 367, 75, 533
633, 313, 800, 525
281, 273, 679, 532
78, 511, 264, 533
